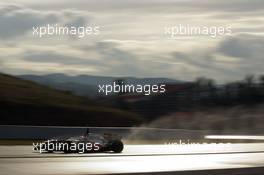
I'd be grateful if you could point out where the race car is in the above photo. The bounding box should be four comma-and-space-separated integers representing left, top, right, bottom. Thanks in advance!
34, 129, 124, 153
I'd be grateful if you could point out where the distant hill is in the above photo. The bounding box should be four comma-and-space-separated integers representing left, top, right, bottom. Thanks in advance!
0, 73, 143, 126
19, 74, 180, 97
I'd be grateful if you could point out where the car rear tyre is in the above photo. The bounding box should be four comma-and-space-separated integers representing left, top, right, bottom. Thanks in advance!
110, 140, 124, 153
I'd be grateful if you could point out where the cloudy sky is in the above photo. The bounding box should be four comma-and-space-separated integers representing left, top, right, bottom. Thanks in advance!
0, 0, 264, 83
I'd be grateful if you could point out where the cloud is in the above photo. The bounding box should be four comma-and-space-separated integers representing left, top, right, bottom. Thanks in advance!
0, 4, 56, 39
20, 41, 150, 77
93, 41, 177, 77
15, 40, 174, 78
0, 1, 264, 83
22, 51, 101, 66
218, 34, 264, 59
0, 3, 89, 39
22, 0, 264, 13
163, 34, 264, 82
216, 34, 264, 77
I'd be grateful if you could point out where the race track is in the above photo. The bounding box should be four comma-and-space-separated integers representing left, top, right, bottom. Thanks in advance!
0, 143, 264, 174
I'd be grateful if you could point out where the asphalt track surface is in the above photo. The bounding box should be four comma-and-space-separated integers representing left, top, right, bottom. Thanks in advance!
0, 143, 264, 175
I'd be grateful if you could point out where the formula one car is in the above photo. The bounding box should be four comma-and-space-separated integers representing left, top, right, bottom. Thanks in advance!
34, 129, 124, 153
